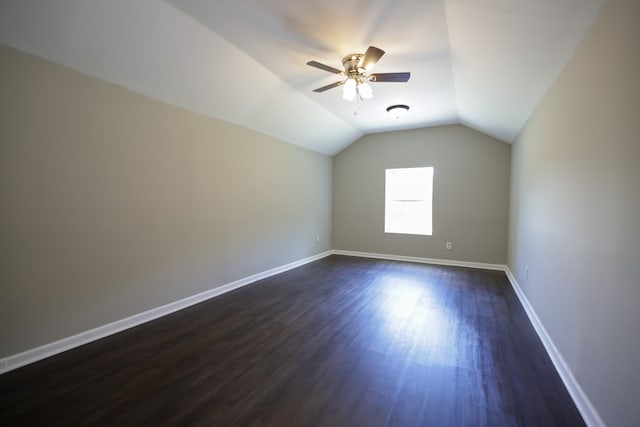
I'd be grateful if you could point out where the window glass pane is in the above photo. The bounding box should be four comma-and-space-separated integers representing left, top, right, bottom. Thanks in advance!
385, 167, 433, 235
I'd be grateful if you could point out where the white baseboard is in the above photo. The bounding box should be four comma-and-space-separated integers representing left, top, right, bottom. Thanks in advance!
0, 250, 332, 375
504, 268, 605, 427
332, 249, 506, 271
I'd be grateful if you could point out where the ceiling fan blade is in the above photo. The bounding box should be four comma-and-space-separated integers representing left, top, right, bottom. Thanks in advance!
313, 80, 344, 93
306, 60, 344, 74
369, 72, 411, 83
361, 46, 385, 71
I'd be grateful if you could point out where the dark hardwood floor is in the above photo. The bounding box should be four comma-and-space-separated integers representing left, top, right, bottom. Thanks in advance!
0, 255, 584, 426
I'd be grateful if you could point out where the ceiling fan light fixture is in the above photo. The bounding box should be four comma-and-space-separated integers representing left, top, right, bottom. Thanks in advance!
358, 82, 373, 100
307, 46, 410, 106
342, 78, 356, 101
387, 104, 410, 119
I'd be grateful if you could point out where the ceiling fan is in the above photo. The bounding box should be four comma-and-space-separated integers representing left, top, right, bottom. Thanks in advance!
307, 46, 410, 102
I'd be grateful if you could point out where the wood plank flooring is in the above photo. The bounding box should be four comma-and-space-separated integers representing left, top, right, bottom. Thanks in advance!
0, 255, 584, 426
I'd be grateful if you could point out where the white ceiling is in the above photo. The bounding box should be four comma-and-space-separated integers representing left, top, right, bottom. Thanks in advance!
0, 0, 604, 155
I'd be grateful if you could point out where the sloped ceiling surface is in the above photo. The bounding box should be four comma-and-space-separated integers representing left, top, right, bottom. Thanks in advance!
0, 0, 604, 155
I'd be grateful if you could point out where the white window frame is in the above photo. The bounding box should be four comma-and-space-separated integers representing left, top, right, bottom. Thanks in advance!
384, 167, 434, 236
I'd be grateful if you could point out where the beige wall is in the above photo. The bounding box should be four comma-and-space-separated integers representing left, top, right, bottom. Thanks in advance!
333, 125, 510, 264
0, 45, 332, 357
508, 0, 640, 426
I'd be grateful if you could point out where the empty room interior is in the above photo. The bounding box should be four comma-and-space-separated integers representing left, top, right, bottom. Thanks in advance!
0, 0, 638, 426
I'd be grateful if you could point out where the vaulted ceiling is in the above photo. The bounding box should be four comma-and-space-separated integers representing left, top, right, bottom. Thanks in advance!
0, 0, 604, 155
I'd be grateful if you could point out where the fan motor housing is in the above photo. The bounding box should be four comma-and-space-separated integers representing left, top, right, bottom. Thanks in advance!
342, 54, 365, 77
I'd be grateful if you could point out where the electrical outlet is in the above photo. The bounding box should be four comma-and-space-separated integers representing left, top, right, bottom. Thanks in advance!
316, 235, 320, 243
525, 268, 529, 281
445, 241, 452, 251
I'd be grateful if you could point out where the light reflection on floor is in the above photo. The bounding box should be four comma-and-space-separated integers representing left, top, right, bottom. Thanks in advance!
371, 273, 477, 367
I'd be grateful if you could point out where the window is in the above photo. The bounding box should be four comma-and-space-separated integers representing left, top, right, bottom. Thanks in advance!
385, 167, 433, 235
